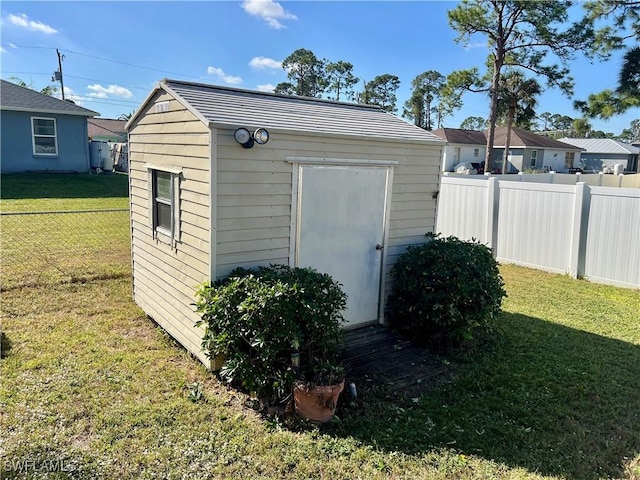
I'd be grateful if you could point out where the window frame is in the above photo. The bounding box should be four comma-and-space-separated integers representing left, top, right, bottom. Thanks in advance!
31, 117, 58, 156
153, 170, 174, 237
530, 150, 538, 167
147, 164, 182, 246
473, 148, 479, 158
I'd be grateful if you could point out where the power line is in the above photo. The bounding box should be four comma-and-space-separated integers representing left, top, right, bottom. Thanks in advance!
1, 44, 199, 80
3, 71, 149, 92
65, 75, 150, 91
61, 49, 197, 79
74, 96, 140, 106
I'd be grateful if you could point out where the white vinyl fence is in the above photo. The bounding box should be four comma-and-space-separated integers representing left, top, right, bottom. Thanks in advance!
436, 174, 640, 289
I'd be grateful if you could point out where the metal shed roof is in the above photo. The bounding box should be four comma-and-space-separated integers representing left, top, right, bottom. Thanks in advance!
0, 79, 98, 117
134, 79, 444, 144
558, 138, 640, 155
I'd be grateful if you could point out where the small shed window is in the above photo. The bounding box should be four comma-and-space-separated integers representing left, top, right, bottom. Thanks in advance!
530, 150, 538, 167
473, 148, 479, 158
154, 171, 173, 233
31, 117, 58, 156
148, 165, 182, 246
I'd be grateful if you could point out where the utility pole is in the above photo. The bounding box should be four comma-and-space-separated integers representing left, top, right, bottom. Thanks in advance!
54, 48, 65, 100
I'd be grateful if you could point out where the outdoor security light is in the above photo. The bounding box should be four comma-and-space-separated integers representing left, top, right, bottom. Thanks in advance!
234, 128, 254, 148
233, 127, 270, 148
254, 128, 270, 145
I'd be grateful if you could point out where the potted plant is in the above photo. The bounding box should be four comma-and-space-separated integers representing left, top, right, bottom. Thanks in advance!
195, 264, 347, 421
292, 362, 345, 423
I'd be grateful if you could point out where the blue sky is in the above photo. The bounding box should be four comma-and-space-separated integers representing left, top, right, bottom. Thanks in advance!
1, 1, 637, 134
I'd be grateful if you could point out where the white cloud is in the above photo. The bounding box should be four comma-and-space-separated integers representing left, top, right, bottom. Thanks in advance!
9, 43, 17, 48
207, 66, 243, 85
0, 47, 6, 54
63, 87, 84, 105
87, 84, 133, 99
8, 13, 57, 34
52, 86, 83, 105
249, 56, 282, 71
256, 83, 275, 93
242, 0, 297, 29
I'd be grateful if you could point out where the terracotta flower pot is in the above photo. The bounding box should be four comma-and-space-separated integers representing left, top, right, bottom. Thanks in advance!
293, 380, 345, 423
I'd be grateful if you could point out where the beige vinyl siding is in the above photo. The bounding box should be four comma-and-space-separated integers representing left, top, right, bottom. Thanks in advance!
128, 91, 212, 365
214, 127, 442, 304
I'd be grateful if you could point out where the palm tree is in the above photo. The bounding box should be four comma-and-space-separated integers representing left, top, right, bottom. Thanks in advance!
496, 70, 542, 174
9, 77, 59, 96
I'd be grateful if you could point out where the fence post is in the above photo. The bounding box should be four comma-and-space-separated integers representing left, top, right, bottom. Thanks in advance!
569, 182, 588, 278
486, 176, 498, 255
517, 172, 524, 182
550, 172, 556, 184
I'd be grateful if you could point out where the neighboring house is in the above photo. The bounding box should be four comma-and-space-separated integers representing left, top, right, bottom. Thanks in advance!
432, 128, 486, 172
433, 126, 582, 173
87, 118, 127, 142
0, 79, 98, 173
558, 138, 640, 173
127, 78, 445, 367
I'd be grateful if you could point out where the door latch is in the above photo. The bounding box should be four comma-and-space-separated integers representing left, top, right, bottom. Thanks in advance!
375, 244, 384, 251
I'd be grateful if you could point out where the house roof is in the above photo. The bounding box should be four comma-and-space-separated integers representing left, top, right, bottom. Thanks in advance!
128, 79, 444, 144
88, 118, 127, 138
431, 128, 486, 145
557, 138, 640, 155
432, 126, 582, 151
494, 127, 582, 150
0, 79, 98, 117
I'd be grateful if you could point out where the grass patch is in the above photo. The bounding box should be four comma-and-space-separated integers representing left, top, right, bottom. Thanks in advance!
1, 173, 129, 212
1, 174, 130, 290
2, 269, 638, 479
1, 174, 639, 478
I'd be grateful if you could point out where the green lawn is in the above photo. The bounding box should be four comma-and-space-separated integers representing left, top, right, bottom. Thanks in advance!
1, 172, 129, 212
0, 174, 130, 290
1, 174, 639, 479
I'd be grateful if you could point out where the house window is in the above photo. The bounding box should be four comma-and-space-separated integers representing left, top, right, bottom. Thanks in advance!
454, 147, 461, 163
565, 152, 575, 169
474, 148, 479, 158
153, 171, 173, 234
530, 150, 538, 167
148, 166, 181, 248
31, 117, 58, 155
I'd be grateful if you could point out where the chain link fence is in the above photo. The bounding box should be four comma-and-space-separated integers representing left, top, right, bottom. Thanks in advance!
1, 209, 131, 291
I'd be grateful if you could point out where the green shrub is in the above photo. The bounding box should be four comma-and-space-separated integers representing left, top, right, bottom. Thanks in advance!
194, 265, 347, 402
388, 235, 506, 349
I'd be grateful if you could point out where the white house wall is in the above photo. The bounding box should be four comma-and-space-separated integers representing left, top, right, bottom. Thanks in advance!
442, 144, 485, 172
129, 91, 212, 365
543, 149, 570, 172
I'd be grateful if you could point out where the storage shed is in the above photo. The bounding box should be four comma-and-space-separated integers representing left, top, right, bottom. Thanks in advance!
127, 79, 444, 367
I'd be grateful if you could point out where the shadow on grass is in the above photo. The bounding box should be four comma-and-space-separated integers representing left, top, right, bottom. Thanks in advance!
328, 313, 640, 479
1, 332, 12, 358
0, 173, 129, 200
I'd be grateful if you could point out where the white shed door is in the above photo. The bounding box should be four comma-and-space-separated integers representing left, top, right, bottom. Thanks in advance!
296, 165, 389, 327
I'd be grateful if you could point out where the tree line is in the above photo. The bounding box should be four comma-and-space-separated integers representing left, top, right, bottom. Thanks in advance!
272, 48, 463, 130
272, 1, 639, 170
